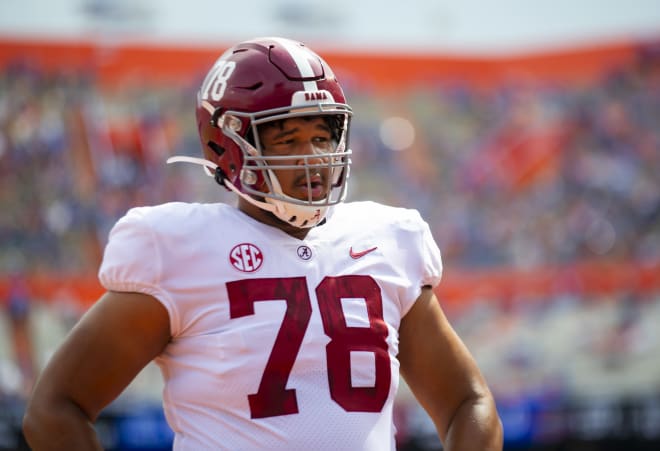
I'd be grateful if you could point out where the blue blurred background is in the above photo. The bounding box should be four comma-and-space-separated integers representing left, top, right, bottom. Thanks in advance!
1, 1, 660, 449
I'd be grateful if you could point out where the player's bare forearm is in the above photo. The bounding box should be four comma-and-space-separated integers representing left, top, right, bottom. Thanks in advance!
22, 400, 103, 450
441, 393, 503, 451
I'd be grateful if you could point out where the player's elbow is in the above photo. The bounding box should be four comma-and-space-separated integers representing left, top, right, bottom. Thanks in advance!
22, 395, 88, 448
444, 389, 503, 451
22, 400, 53, 445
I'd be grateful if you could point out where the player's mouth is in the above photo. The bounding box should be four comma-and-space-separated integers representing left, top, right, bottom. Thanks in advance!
294, 173, 327, 201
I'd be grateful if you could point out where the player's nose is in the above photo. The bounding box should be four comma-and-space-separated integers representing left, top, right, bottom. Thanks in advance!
295, 141, 329, 165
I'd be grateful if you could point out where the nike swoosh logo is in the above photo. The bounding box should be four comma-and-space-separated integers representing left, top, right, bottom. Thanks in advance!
349, 246, 378, 259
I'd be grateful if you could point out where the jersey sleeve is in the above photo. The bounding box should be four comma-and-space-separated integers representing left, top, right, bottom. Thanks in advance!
396, 208, 443, 315
98, 207, 178, 333
419, 216, 443, 288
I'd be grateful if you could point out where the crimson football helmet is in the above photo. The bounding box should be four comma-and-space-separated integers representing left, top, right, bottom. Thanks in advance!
168, 37, 352, 228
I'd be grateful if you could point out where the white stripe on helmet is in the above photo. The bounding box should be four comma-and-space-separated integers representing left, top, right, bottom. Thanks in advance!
272, 37, 319, 92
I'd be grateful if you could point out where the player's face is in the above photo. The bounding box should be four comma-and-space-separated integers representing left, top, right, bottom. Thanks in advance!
259, 117, 336, 202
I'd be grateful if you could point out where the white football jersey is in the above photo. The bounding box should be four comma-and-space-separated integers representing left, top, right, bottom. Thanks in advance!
99, 200, 442, 450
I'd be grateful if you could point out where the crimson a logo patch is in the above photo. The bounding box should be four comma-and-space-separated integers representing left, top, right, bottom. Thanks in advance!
229, 243, 263, 272
297, 245, 313, 261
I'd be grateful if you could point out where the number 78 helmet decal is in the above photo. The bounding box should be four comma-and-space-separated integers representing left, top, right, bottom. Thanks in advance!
168, 37, 353, 228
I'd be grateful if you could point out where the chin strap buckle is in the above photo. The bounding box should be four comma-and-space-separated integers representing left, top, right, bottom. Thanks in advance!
214, 166, 228, 187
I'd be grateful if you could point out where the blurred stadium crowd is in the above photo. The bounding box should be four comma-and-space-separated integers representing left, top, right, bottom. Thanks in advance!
0, 42, 659, 449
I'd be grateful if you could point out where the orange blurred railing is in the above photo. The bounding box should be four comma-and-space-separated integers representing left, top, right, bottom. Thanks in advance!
0, 36, 652, 88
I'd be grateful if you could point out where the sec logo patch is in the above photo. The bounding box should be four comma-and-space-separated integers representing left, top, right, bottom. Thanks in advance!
229, 243, 263, 272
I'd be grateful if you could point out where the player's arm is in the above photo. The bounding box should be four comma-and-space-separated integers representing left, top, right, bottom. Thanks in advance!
22, 291, 171, 450
398, 286, 503, 451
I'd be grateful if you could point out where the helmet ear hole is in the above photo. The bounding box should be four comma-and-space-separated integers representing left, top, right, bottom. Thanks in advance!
207, 141, 225, 156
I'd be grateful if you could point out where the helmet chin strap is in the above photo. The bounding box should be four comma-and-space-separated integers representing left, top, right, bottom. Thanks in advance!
263, 170, 328, 228
166, 156, 327, 228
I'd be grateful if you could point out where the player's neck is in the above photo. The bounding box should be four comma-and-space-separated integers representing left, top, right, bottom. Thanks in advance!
237, 198, 311, 240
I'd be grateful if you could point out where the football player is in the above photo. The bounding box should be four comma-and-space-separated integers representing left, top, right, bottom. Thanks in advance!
23, 37, 502, 450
